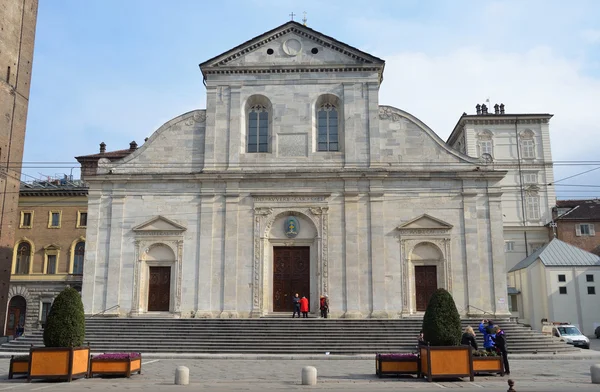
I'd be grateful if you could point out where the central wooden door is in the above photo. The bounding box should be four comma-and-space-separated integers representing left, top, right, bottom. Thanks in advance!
415, 266, 437, 311
148, 266, 171, 311
273, 247, 310, 312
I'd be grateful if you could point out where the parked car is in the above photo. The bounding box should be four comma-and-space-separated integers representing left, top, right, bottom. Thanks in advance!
595, 326, 600, 339
552, 325, 590, 349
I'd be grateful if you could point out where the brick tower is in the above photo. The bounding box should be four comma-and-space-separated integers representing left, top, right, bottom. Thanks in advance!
0, 0, 39, 334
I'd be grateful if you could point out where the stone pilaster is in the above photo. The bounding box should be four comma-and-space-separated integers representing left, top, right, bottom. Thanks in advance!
82, 191, 101, 314
462, 189, 482, 311
195, 194, 215, 318
220, 189, 239, 318
228, 87, 241, 169
369, 188, 388, 318
104, 194, 126, 315
212, 193, 225, 315
343, 186, 362, 318
489, 190, 511, 316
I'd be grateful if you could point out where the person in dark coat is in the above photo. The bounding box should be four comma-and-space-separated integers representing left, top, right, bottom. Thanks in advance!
492, 326, 510, 375
461, 326, 478, 350
292, 293, 301, 318
479, 319, 495, 352
418, 330, 426, 346
319, 295, 329, 318
299, 295, 309, 318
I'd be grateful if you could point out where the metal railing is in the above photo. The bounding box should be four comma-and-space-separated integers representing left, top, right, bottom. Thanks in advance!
89, 304, 120, 318
466, 305, 494, 317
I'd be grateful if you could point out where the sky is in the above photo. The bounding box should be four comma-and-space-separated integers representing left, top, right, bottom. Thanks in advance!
23, 0, 600, 199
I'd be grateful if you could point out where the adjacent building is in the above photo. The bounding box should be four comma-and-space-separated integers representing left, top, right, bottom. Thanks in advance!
0, 0, 39, 334
447, 105, 555, 272
550, 199, 599, 253
6, 179, 87, 337
80, 21, 513, 320
508, 238, 600, 335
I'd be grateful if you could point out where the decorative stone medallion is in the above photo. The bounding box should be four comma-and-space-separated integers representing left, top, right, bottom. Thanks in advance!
284, 216, 300, 238
282, 38, 302, 56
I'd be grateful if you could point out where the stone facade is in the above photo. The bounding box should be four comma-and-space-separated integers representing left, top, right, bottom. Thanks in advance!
447, 107, 556, 271
0, 0, 39, 334
81, 22, 511, 319
7, 182, 87, 336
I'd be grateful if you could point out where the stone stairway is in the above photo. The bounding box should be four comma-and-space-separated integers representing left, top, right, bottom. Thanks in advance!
0, 317, 578, 354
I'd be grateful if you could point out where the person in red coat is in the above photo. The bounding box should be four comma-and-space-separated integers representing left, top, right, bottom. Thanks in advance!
299, 295, 309, 318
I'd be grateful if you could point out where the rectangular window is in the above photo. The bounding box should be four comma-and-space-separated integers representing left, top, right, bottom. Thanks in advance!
48, 211, 61, 228
247, 109, 269, 153
576, 224, 595, 237
521, 139, 535, 158
504, 241, 515, 252
588, 287, 596, 295
41, 302, 51, 326
586, 274, 594, 282
522, 172, 538, 184
558, 274, 566, 282
78, 211, 88, 228
479, 140, 493, 156
20, 211, 33, 228
526, 195, 540, 220
46, 255, 56, 274
559, 286, 567, 294
509, 295, 518, 312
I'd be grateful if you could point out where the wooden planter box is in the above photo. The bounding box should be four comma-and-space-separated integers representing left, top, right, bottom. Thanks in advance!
89, 354, 142, 378
473, 356, 504, 376
8, 356, 29, 379
375, 354, 420, 377
419, 345, 474, 382
28, 346, 90, 382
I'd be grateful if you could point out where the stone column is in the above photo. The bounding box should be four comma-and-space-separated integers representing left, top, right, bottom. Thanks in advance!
367, 82, 381, 168
488, 190, 511, 316
344, 187, 362, 318
212, 193, 225, 315
369, 189, 387, 318
228, 87, 241, 169
220, 189, 239, 318
462, 190, 482, 312
104, 194, 125, 315
196, 194, 215, 318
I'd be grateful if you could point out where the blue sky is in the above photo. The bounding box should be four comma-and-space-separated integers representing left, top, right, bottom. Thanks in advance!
24, 0, 600, 198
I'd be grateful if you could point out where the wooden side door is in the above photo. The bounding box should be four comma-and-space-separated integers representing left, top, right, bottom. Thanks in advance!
148, 266, 171, 311
273, 247, 310, 312
415, 266, 438, 311
5, 307, 20, 337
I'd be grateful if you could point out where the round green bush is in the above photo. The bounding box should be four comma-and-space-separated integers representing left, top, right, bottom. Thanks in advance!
422, 288, 462, 346
43, 287, 85, 348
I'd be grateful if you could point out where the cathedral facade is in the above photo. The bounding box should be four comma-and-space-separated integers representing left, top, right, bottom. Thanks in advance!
81, 22, 511, 319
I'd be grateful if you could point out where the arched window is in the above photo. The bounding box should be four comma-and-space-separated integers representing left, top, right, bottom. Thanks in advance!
520, 130, 535, 159
248, 105, 269, 153
15, 242, 31, 275
317, 103, 338, 151
73, 241, 85, 275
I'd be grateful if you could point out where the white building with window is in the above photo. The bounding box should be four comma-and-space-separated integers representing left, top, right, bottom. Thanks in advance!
508, 238, 600, 335
81, 21, 520, 319
447, 105, 555, 271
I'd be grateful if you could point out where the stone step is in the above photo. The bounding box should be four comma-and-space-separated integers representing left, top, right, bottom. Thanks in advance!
1, 318, 576, 355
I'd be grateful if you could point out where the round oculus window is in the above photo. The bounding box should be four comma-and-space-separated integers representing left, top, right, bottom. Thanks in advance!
282, 38, 302, 56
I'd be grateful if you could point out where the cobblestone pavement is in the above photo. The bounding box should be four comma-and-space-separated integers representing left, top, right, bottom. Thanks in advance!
0, 358, 598, 391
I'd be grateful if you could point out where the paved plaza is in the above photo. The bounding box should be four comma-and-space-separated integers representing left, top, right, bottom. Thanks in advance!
0, 356, 599, 392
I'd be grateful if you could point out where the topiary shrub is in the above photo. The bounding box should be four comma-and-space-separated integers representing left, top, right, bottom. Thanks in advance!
422, 288, 462, 346
43, 287, 85, 347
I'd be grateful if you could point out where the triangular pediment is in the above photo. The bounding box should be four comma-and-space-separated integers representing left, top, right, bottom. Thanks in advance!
132, 216, 186, 232
396, 214, 453, 231
200, 21, 384, 71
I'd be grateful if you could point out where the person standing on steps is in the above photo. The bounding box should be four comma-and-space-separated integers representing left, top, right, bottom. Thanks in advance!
300, 295, 309, 318
320, 295, 329, 318
492, 326, 510, 375
479, 319, 496, 352
292, 293, 301, 318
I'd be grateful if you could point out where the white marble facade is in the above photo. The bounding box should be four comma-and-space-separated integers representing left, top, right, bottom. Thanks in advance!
81, 21, 511, 318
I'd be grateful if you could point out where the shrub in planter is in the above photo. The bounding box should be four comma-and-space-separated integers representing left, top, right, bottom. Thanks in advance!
28, 287, 89, 382
419, 288, 473, 382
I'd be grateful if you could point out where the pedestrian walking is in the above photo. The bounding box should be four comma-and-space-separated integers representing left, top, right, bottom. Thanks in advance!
299, 295, 309, 318
292, 293, 301, 318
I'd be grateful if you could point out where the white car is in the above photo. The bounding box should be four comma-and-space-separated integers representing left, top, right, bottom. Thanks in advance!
552, 325, 590, 349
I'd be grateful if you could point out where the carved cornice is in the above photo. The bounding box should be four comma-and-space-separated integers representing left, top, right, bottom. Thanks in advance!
464, 118, 550, 125
204, 65, 381, 76
253, 195, 329, 203
398, 229, 451, 235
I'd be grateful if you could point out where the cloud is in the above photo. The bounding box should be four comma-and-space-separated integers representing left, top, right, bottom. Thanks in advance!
378, 45, 600, 192
581, 29, 600, 44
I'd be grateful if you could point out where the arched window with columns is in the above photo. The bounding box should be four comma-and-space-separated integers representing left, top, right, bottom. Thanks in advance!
73, 241, 85, 275
14, 241, 32, 275
245, 95, 272, 153
315, 94, 342, 152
